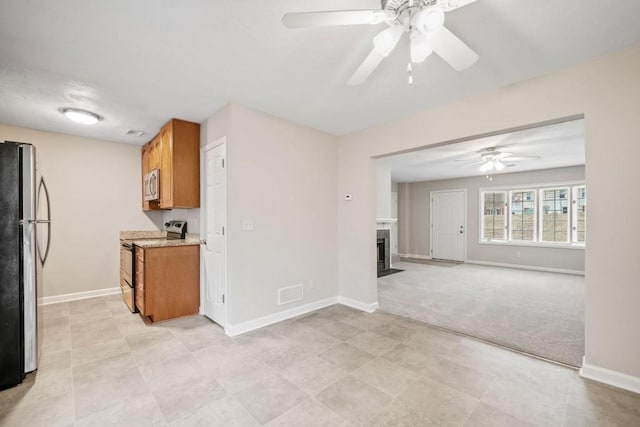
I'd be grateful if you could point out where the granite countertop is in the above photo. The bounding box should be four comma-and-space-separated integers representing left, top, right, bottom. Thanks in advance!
120, 231, 202, 248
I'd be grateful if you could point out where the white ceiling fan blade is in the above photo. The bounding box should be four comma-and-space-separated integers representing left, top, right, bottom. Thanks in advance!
282, 10, 384, 28
432, 27, 479, 71
503, 155, 541, 161
494, 152, 512, 160
439, 0, 481, 12
347, 48, 385, 86
460, 160, 487, 168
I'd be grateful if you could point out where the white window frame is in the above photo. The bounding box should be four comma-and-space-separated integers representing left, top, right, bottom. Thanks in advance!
480, 191, 507, 242
572, 185, 587, 244
539, 187, 571, 244
508, 189, 537, 242
479, 181, 585, 250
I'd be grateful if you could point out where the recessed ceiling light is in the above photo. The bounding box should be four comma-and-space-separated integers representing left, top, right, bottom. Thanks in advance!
126, 129, 146, 137
59, 108, 103, 125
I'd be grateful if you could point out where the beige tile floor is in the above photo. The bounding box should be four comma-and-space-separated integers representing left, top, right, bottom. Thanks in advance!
0, 294, 638, 426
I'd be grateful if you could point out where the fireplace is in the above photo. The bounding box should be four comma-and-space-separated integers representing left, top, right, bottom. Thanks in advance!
376, 229, 390, 276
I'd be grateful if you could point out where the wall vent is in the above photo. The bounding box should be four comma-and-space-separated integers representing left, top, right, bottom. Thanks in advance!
126, 129, 146, 137
278, 284, 304, 305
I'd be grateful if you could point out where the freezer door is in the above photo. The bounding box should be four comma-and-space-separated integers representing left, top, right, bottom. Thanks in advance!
22, 144, 38, 373
0, 142, 25, 388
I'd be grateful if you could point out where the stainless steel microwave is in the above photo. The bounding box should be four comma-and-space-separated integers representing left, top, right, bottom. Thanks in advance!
144, 169, 160, 201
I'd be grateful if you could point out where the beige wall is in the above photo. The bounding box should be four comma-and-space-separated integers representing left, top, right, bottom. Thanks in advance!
0, 124, 162, 297
202, 104, 339, 326
338, 45, 640, 378
376, 168, 392, 218
398, 166, 585, 272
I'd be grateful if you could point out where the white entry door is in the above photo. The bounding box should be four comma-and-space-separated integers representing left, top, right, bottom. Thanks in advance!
201, 139, 227, 326
431, 190, 465, 262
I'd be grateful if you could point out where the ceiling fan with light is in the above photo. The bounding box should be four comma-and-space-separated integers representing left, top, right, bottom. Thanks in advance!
456, 147, 541, 173
282, 0, 480, 85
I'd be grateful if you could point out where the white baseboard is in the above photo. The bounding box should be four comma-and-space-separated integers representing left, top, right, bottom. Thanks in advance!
338, 296, 379, 313
465, 259, 584, 276
224, 295, 381, 337
580, 357, 640, 394
224, 296, 338, 337
398, 253, 432, 260
40, 287, 121, 305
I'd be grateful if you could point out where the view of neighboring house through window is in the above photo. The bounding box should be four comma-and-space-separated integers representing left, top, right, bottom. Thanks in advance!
510, 190, 536, 241
482, 191, 506, 240
541, 187, 570, 243
480, 183, 586, 246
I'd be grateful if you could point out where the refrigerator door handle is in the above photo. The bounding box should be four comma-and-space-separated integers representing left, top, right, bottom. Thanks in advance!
37, 177, 51, 266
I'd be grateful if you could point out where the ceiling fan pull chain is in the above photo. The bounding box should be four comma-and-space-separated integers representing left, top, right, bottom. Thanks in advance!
407, 62, 414, 85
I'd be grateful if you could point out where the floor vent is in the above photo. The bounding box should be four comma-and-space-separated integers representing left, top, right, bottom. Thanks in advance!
278, 284, 303, 305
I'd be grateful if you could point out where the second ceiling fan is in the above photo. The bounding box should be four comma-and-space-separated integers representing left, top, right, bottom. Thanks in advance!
282, 0, 480, 85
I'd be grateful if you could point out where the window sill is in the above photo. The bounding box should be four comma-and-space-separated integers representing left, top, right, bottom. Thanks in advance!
478, 240, 585, 250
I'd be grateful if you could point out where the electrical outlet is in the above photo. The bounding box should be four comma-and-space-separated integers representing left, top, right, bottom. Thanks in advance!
309, 280, 316, 290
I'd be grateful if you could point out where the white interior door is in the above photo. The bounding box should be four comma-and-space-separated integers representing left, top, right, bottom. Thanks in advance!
431, 190, 465, 261
201, 140, 227, 326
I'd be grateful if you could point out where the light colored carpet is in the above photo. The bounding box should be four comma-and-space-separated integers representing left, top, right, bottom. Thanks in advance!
378, 261, 584, 367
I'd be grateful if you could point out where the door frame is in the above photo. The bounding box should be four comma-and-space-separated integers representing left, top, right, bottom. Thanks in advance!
200, 137, 228, 327
429, 188, 467, 262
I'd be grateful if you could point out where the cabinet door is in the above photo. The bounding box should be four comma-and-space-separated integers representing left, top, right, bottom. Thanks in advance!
160, 124, 174, 208
150, 136, 161, 170
135, 249, 146, 315
141, 144, 150, 211
171, 119, 200, 208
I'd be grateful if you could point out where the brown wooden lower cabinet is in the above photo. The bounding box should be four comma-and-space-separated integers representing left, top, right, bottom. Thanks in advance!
135, 245, 199, 322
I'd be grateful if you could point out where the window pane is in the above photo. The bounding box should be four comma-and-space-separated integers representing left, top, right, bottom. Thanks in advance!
483, 192, 506, 240
541, 188, 570, 242
574, 186, 586, 243
510, 190, 536, 241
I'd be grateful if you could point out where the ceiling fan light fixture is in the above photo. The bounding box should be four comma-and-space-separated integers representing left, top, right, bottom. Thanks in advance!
59, 107, 102, 125
410, 30, 433, 63
414, 6, 445, 35
494, 160, 506, 171
373, 25, 403, 57
480, 161, 494, 172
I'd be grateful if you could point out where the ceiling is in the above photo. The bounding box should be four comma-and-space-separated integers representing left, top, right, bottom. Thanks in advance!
0, 1, 639, 145
376, 119, 585, 182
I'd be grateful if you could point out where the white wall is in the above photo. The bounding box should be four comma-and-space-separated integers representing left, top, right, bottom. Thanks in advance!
398, 166, 585, 272
376, 168, 392, 218
0, 124, 162, 297
338, 45, 640, 380
201, 104, 338, 326
163, 208, 200, 235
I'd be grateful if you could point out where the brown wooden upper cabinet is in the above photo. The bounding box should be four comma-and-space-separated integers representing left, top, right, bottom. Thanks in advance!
141, 118, 200, 210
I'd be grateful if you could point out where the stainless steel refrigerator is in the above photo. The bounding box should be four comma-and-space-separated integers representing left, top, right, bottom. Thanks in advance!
0, 141, 51, 389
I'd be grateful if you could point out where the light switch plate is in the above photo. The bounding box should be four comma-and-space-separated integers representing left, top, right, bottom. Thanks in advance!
242, 219, 254, 231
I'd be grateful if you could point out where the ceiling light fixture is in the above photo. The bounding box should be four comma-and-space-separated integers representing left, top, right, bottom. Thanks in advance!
59, 108, 103, 125
480, 159, 506, 172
